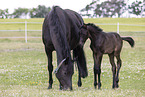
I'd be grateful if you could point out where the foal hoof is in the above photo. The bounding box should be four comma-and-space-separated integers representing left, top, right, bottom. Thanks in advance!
98, 83, 101, 89
94, 86, 97, 89
116, 84, 119, 88
112, 84, 119, 89
47, 86, 52, 89
112, 85, 115, 89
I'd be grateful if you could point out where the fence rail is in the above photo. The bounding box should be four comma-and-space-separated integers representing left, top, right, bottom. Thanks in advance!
0, 21, 145, 43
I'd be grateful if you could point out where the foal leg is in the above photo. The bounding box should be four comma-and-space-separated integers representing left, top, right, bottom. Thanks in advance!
45, 47, 53, 89
115, 55, 122, 88
93, 53, 103, 89
109, 53, 116, 89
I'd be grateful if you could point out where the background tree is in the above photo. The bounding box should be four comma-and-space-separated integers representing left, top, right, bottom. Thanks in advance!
141, 0, 145, 17
99, 1, 116, 17
81, 0, 126, 18
30, 5, 51, 18
12, 8, 29, 18
0, 9, 9, 18
80, 0, 99, 17
80, 4, 93, 18
113, 0, 126, 17
94, 0, 126, 17
128, 0, 143, 16
94, 3, 102, 17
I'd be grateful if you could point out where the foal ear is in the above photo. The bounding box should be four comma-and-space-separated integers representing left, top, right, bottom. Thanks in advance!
80, 23, 87, 29
83, 24, 87, 29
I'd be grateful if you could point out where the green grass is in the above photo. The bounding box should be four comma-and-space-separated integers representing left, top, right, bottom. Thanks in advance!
0, 18, 145, 96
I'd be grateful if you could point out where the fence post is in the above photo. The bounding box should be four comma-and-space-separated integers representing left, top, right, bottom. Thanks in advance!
117, 22, 119, 34
25, 21, 27, 43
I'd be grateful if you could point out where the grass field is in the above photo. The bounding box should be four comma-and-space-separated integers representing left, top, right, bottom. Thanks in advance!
0, 18, 145, 96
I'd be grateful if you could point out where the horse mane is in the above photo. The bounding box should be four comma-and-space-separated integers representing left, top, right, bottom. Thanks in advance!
86, 23, 103, 32
50, 6, 70, 59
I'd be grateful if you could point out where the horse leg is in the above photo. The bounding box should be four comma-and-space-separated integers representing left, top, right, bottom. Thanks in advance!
75, 56, 82, 87
74, 45, 87, 78
73, 49, 82, 87
115, 55, 122, 88
109, 53, 116, 89
45, 47, 53, 89
93, 53, 103, 89
73, 46, 87, 87
78, 70, 82, 87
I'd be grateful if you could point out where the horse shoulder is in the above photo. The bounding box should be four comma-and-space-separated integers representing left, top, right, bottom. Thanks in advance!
64, 10, 81, 48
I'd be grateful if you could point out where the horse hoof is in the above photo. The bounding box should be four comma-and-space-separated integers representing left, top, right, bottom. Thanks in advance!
78, 82, 82, 87
78, 85, 82, 87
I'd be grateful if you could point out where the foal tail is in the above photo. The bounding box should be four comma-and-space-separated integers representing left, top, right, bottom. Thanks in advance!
121, 37, 135, 47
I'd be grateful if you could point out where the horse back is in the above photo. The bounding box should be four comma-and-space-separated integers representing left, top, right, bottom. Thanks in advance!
91, 32, 123, 54
42, 6, 83, 58
105, 32, 123, 54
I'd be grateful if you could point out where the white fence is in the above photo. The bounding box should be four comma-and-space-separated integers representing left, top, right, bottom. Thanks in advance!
0, 21, 145, 43
0, 21, 42, 43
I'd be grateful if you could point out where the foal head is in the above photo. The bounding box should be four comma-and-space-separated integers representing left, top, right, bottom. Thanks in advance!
80, 23, 103, 46
79, 26, 88, 47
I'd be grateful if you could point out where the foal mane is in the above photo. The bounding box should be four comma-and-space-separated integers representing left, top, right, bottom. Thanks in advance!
86, 23, 103, 32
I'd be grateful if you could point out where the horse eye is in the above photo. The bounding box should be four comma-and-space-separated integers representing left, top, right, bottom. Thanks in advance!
64, 72, 67, 75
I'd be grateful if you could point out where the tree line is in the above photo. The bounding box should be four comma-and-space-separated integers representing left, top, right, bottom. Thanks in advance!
0, 0, 145, 19
0, 5, 51, 19
80, 0, 145, 18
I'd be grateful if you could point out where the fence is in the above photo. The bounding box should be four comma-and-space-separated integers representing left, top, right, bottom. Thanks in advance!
0, 21, 42, 43
0, 21, 145, 43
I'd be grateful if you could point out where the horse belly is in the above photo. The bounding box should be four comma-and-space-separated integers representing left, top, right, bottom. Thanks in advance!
104, 49, 114, 54
103, 44, 115, 54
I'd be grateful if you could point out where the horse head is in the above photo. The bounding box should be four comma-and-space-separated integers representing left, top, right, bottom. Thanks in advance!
54, 57, 74, 90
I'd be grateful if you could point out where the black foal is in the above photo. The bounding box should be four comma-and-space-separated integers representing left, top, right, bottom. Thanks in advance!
80, 23, 134, 89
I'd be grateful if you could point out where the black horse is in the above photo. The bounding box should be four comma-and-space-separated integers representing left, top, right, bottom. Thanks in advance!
42, 6, 88, 90
80, 23, 134, 89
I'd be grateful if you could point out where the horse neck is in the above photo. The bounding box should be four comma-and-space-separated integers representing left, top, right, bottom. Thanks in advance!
50, 7, 72, 65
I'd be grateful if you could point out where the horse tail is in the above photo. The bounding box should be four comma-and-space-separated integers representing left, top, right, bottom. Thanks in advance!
121, 37, 135, 47
73, 45, 88, 78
